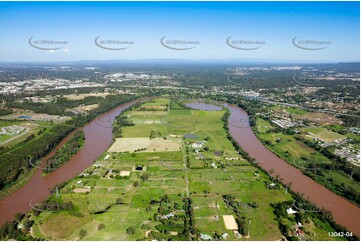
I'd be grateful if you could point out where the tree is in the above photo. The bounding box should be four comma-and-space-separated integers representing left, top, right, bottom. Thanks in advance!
14, 213, 23, 222
141, 173, 149, 182
126, 226, 136, 235
79, 229, 87, 239
98, 223, 105, 231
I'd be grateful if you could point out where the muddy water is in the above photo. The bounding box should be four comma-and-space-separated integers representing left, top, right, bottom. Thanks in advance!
186, 102, 360, 236
185, 102, 222, 111
0, 100, 139, 225
0, 100, 359, 236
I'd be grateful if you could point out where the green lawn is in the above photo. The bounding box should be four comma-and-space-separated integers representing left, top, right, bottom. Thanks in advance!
302, 127, 346, 142
28, 99, 344, 241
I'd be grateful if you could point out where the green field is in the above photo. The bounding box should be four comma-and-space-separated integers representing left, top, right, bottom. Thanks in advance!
28, 98, 345, 241
254, 117, 359, 204
302, 127, 346, 142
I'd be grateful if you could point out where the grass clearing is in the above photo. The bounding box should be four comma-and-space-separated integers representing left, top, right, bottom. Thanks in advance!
29, 98, 343, 241
302, 127, 346, 142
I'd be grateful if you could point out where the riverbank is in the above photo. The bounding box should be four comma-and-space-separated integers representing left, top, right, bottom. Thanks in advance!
0, 94, 137, 200
224, 103, 360, 236
0, 99, 141, 226
0, 98, 359, 239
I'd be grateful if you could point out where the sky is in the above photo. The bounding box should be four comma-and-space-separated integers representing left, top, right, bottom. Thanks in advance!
0, 1, 359, 62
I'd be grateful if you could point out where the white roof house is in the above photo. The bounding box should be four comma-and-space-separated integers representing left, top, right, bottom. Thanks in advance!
286, 207, 298, 215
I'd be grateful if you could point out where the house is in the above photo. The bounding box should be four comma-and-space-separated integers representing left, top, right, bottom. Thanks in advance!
296, 228, 305, 236
200, 233, 212, 241
269, 183, 277, 188
286, 207, 298, 215
192, 142, 204, 149
160, 213, 174, 219
221, 233, 229, 240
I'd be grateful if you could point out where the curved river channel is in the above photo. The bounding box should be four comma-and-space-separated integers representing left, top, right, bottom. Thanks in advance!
0, 100, 139, 225
187, 102, 360, 236
0, 100, 359, 236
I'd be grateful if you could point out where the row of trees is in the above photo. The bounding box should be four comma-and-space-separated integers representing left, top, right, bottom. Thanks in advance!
226, 95, 360, 206
112, 115, 135, 138
0, 94, 137, 194
222, 194, 249, 236
44, 130, 85, 173
0, 123, 74, 190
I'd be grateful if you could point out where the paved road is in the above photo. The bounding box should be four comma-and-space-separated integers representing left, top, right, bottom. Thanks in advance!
0, 127, 30, 146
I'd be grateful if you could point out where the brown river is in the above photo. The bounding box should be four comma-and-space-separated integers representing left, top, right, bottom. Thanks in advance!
0, 100, 138, 226
0, 100, 359, 236
223, 103, 359, 236
186, 102, 359, 236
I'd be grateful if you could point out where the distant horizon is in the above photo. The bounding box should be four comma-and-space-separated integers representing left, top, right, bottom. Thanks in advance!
0, 58, 359, 65
0, 1, 359, 62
